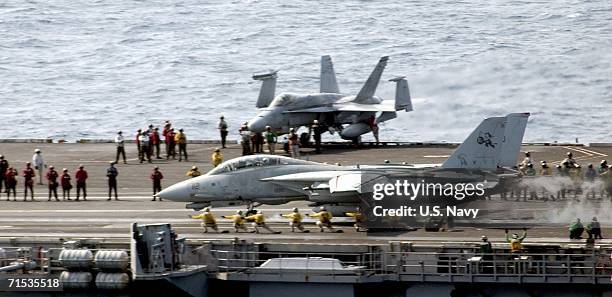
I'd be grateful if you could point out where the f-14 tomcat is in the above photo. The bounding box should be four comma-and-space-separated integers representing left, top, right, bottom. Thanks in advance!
157, 113, 530, 216
246, 55, 413, 140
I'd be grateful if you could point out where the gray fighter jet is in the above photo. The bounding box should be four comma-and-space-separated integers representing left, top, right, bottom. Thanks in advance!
157, 113, 530, 215
246, 56, 413, 140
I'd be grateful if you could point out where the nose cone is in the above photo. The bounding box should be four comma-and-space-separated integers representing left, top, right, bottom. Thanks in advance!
156, 181, 191, 201
247, 116, 266, 132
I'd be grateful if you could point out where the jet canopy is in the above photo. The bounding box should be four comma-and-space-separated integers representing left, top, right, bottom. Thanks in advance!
268, 92, 340, 110
269, 93, 298, 107
208, 155, 315, 175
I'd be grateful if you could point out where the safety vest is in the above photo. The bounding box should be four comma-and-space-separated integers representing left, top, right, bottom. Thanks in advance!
193, 212, 216, 224
246, 214, 265, 224
226, 214, 245, 225
283, 213, 302, 223
315, 211, 332, 223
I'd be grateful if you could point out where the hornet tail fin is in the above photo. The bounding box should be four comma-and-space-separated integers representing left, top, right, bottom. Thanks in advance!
442, 113, 529, 170
354, 56, 389, 103
253, 71, 277, 108
389, 76, 412, 112
320, 55, 340, 93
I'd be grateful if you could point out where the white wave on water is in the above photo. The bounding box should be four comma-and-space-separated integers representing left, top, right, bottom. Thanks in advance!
1, 0, 611, 142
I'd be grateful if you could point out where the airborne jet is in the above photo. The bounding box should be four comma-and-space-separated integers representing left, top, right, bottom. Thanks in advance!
246, 56, 413, 140
157, 113, 530, 215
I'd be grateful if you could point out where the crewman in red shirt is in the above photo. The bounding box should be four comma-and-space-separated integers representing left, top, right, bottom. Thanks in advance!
22, 162, 35, 201
5, 167, 17, 201
152, 127, 162, 159
150, 166, 164, 201
162, 122, 171, 158
75, 165, 88, 201
60, 168, 72, 200
166, 128, 176, 160
135, 129, 142, 162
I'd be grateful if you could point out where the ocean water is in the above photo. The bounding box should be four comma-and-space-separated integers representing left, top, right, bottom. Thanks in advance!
1, 0, 611, 142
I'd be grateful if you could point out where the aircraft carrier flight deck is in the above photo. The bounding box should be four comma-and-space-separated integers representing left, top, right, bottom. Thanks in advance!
0, 140, 610, 241
0, 140, 610, 297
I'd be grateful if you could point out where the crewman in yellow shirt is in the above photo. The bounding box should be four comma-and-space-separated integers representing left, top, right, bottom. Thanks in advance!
281, 207, 309, 233
189, 207, 219, 233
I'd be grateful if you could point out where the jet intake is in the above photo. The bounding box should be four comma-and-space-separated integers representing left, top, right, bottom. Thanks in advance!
340, 123, 371, 140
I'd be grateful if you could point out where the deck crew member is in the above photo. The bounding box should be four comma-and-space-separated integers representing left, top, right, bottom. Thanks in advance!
524, 163, 536, 176
562, 152, 579, 168
135, 129, 142, 161
46, 165, 59, 201
150, 166, 163, 201
139, 132, 151, 163
539, 161, 552, 176
309, 207, 335, 232
212, 148, 223, 167
367, 115, 379, 144
264, 126, 277, 154
175, 129, 188, 161
598, 160, 609, 198
524, 163, 538, 200
222, 210, 249, 233
115, 131, 127, 164
22, 162, 35, 201
312, 120, 325, 154
60, 168, 72, 201
539, 161, 554, 200
162, 123, 171, 156
165, 127, 176, 159
218, 116, 229, 148
505, 228, 527, 253
281, 208, 309, 233
479, 235, 493, 254
239, 123, 251, 156
288, 128, 300, 158
190, 207, 219, 233
569, 218, 584, 239
32, 149, 44, 185
75, 165, 88, 201
106, 161, 119, 201
246, 210, 279, 234
584, 164, 598, 199
586, 217, 603, 240
556, 165, 568, 200
151, 127, 162, 159
251, 132, 264, 154
346, 209, 365, 232
4, 167, 17, 200
519, 151, 532, 169
186, 166, 201, 178
0, 155, 8, 194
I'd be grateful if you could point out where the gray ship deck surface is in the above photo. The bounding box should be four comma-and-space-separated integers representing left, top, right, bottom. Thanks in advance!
0, 142, 610, 244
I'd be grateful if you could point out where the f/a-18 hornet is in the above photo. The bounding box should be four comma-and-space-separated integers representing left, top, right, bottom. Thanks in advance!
246, 55, 413, 140
157, 113, 530, 215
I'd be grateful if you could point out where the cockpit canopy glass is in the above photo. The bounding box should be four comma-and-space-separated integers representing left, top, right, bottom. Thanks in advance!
208, 156, 312, 175
269, 93, 298, 107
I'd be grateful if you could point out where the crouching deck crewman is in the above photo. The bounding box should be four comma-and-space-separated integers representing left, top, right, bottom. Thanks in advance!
281, 207, 309, 233
309, 207, 340, 233
222, 210, 249, 233
190, 207, 221, 233
246, 210, 280, 234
